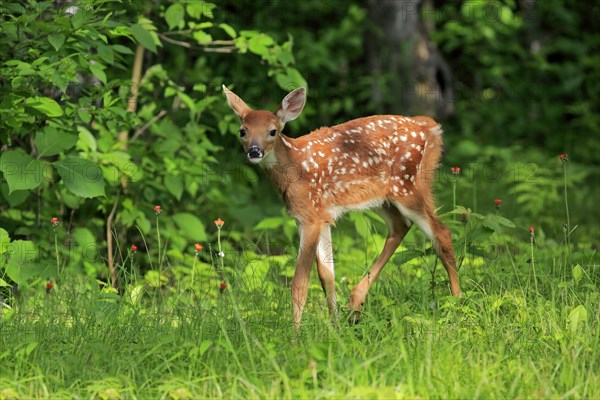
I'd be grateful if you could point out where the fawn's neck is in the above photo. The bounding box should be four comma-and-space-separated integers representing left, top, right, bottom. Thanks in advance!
262, 134, 296, 199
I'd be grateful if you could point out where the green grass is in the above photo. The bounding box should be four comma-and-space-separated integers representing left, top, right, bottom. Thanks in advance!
1, 236, 598, 399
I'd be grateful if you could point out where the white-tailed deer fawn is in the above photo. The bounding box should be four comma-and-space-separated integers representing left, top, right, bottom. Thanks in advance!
223, 85, 461, 327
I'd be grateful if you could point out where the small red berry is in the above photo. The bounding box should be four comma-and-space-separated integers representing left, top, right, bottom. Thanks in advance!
559, 154, 568, 163
131, 244, 137, 252
46, 282, 53, 290
220, 281, 227, 290
154, 205, 162, 215
194, 243, 203, 252
214, 218, 224, 228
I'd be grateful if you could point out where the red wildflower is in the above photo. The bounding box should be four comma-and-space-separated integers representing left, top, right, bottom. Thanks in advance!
50, 217, 60, 227
131, 244, 137, 252
495, 199, 503, 209
214, 218, 224, 228
194, 243, 203, 252
530, 226, 535, 237
154, 205, 162, 215
559, 154, 568, 163
220, 281, 227, 291
46, 282, 53, 290
451, 167, 461, 176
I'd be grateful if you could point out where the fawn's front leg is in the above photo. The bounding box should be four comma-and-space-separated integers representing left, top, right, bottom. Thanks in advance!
291, 223, 320, 328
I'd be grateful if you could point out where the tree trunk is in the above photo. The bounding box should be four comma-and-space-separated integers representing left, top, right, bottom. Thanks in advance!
366, 0, 453, 118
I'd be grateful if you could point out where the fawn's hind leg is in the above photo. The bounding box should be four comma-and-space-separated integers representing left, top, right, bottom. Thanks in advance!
393, 201, 462, 297
348, 203, 412, 322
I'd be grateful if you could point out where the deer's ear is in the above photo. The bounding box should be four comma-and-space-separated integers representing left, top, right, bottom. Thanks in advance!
276, 87, 306, 124
222, 84, 251, 119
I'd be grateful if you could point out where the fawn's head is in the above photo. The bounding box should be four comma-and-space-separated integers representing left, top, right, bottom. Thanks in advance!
222, 85, 306, 164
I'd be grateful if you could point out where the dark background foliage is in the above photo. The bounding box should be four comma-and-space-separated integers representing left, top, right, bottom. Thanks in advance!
0, 0, 598, 287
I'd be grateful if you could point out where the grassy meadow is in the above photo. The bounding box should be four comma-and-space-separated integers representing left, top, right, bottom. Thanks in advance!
1, 203, 598, 399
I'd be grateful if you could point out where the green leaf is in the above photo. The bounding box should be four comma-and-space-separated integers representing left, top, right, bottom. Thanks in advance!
164, 174, 183, 200
198, 340, 212, 356
0, 150, 44, 193
89, 63, 107, 84
53, 157, 106, 198
0, 228, 9, 255
0, 184, 30, 207
165, 4, 185, 30
572, 264, 583, 283
350, 214, 371, 239
71, 9, 89, 29
48, 33, 66, 51
71, 228, 97, 260
254, 217, 286, 230
34, 127, 78, 157
77, 109, 91, 124
112, 44, 134, 55
77, 126, 97, 152
275, 68, 307, 91
568, 305, 588, 334
25, 96, 64, 117
130, 23, 157, 53
193, 31, 212, 44
247, 33, 275, 57
219, 23, 237, 38
5, 240, 41, 285
171, 213, 207, 241
481, 217, 501, 232
487, 214, 516, 228
187, 2, 215, 19
50, 72, 70, 93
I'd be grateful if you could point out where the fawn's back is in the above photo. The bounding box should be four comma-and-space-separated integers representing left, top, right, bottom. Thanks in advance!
274, 114, 443, 224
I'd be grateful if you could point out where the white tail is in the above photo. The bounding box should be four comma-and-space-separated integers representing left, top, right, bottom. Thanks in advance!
223, 85, 461, 327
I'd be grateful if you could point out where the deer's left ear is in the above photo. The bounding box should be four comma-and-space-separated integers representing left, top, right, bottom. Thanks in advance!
276, 87, 306, 124
222, 84, 251, 119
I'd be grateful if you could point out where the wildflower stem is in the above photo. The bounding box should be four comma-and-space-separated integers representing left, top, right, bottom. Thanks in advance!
156, 216, 162, 268
217, 228, 224, 270
530, 232, 538, 293
452, 179, 457, 221
130, 253, 135, 282
472, 180, 477, 213
563, 162, 571, 264
191, 252, 198, 301
54, 230, 60, 275
462, 225, 468, 271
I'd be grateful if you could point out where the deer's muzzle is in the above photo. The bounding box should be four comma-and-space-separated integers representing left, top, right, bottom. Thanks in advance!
247, 146, 264, 163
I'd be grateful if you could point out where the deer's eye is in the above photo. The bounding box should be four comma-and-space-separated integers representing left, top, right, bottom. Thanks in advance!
239, 129, 247, 138
269, 129, 277, 137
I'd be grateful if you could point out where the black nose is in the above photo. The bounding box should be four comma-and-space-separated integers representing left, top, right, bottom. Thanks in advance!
247, 146, 263, 159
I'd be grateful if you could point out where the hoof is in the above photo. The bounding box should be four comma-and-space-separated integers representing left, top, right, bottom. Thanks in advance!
348, 309, 362, 324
